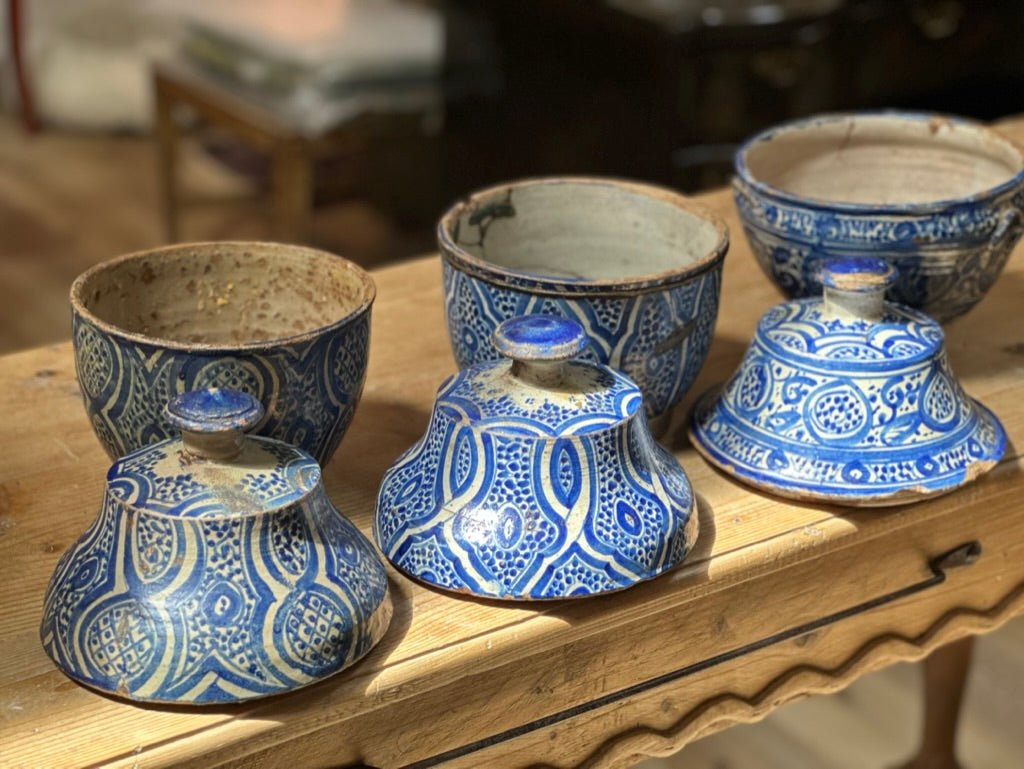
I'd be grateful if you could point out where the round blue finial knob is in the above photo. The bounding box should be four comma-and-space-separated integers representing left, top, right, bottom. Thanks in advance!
818, 258, 898, 320
819, 257, 897, 292
493, 315, 589, 363
166, 388, 264, 460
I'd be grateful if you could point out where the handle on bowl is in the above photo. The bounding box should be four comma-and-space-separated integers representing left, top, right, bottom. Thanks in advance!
493, 315, 588, 388
166, 388, 264, 461
989, 206, 1023, 250
731, 177, 763, 218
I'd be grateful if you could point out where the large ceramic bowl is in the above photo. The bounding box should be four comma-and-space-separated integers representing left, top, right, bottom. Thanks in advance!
439, 177, 729, 430
734, 112, 1024, 321
71, 241, 375, 465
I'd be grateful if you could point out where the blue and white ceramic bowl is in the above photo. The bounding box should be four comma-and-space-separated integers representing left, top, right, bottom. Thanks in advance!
690, 258, 1006, 506
375, 316, 698, 600
71, 241, 375, 465
734, 112, 1024, 321
439, 177, 729, 432
41, 388, 392, 704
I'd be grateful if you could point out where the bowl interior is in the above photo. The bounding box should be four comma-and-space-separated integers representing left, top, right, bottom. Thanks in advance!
74, 243, 373, 347
742, 115, 1024, 205
444, 180, 723, 281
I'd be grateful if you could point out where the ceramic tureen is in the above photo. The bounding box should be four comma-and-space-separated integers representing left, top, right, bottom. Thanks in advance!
375, 315, 698, 600
41, 388, 391, 704
690, 258, 1006, 506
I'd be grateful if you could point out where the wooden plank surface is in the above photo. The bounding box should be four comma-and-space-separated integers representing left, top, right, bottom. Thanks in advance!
2, 171, 1024, 767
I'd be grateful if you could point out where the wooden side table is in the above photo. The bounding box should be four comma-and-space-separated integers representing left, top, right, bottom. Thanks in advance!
153, 60, 437, 245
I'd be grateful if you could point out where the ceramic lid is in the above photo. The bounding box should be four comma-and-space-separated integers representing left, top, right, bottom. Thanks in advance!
375, 315, 697, 600
757, 260, 943, 368
106, 387, 320, 516
435, 315, 643, 436
690, 258, 1006, 505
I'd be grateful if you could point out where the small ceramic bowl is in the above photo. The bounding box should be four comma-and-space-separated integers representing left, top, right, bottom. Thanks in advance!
41, 388, 391, 704
438, 177, 729, 431
71, 241, 375, 465
375, 315, 698, 600
734, 112, 1024, 321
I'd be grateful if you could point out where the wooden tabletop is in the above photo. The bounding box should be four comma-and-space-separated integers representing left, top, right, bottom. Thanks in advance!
2, 173, 1024, 767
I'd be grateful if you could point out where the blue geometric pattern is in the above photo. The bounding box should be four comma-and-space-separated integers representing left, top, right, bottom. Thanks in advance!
442, 261, 722, 422
733, 178, 1024, 322
72, 309, 370, 465
41, 436, 390, 703
690, 297, 1007, 503
375, 321, 698, 600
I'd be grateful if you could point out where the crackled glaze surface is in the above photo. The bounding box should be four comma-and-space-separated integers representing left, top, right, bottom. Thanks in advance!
439, 178, 727, 423
41, 392, 391, 704
734, 113, 1024, 321
71, 242, 373, 465
690, 260, 1007, 504
375, 316, 697, 600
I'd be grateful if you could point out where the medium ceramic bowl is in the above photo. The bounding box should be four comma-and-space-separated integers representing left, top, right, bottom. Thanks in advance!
438, 177, 729, 429
734, 112, 1024, 321
71, 241, 375, 465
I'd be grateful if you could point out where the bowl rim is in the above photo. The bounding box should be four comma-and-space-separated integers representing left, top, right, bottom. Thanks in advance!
734, 110, 1024, 214
437, 176, 729, 296
70, 241, 376, 352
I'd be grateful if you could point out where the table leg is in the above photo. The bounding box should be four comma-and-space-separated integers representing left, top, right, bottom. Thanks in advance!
272, 139, 313, 244
154, 75, 180, 244
898, 636, 974, 769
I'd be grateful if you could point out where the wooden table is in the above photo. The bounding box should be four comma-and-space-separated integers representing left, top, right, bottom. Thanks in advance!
2, 182, 1023, 768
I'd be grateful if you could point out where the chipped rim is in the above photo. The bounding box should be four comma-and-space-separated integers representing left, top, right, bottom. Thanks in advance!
70, 241, 376, 353
438, 176, 729, 297
735, 111, 1024, 215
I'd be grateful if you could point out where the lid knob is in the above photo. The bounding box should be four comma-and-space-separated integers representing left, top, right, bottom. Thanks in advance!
493, 315, 588, 387
166, 388, 265, 461
819, 257, 897, 321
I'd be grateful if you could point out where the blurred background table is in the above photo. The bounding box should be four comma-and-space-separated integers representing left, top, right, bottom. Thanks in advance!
153, 50, 443, 245
0, 179, 1022, 768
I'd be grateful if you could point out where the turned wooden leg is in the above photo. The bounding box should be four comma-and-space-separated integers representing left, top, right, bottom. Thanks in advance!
154, 73, 180, 244
272, 139, 313, 244
899, 636, 975, 769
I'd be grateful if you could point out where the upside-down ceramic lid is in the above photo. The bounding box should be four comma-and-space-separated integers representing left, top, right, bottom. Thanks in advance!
40, 387, 391, 704
375, 315, 698, 600
689, 258, 1006, 505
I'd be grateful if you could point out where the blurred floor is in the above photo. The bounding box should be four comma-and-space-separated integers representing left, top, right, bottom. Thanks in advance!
1, 114, 1022, 769
0, 114, 429, 354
